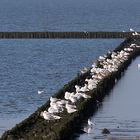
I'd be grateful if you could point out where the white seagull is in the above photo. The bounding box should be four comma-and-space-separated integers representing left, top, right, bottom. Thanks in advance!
38, 90, 44, 95
83, 119, 95, 134
65, 103, 77, 113
40, 111, 61, 120
80, 67, 89, 74
130, 28, 134, 32
83, 126, 92, 134
88, 119, 96, 126
138, 64, 140, 68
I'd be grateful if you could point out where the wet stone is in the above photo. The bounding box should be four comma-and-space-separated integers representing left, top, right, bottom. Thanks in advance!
102, 128, 110, 134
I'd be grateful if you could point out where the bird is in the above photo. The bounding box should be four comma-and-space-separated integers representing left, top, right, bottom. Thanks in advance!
81, 93, 91, 99
75, 85, 81, 93
130, 44, 136, 48
56, 100, 68, 106
48, 106, 59, 114
83, 119, 95, 134
88, 119, 95, 126
74, 92, 83, 100
80, 67, 89, 74
138, 64, 140, 68
48, 105, 64, 114
132, 32, 140, 36
83, 125, 92, 134
50, 97, 59, 103
130, 28, 134, 32
38, 90, 44, 95
99, 56, 105, 60
65, 103, 77, 113
79, 84, 89, 92
40, 111, 61, 120
69, 95, 78, 103
115, 78, 117, 83
136, 45, 140, 48
66, 107, 77, 114
64, 91, 74, 100
65, 103, 76, 109
88, 84, 96, 90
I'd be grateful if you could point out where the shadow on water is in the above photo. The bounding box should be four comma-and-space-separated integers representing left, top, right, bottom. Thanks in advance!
74, 56, 140, 140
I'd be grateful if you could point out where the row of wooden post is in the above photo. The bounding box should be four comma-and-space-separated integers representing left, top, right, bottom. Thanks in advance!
0, 32, 136, 39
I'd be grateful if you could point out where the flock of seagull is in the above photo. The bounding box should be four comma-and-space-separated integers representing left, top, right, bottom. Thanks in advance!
39, 28, 140, 134
34, 29, 140, 137
40, 42, 140, 123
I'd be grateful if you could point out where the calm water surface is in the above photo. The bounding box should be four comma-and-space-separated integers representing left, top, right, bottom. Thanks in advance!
77, 57, 140, 140
0, 0, 140, 137
0, 0, 140, 31
0, 39, 122, 136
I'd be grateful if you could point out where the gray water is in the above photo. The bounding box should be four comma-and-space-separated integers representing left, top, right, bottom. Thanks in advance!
77, 57, 140, 140
0, 0, 140, 137
0, 0, 140, 31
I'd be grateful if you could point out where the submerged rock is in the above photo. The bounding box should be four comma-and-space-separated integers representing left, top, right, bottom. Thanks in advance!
102, 128, 110, 134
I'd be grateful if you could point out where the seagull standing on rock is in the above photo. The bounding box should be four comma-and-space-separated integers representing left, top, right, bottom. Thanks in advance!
83, 119, 96, 134
40, 111, 61, 120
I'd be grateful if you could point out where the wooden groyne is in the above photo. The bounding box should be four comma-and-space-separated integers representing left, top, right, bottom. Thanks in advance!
1, 37, 140, 140
0, 32, 138, 39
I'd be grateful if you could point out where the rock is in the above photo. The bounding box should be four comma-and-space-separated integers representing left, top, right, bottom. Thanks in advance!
102, 128, 110, 134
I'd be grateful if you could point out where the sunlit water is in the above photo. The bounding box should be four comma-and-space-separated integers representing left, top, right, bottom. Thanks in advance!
77, 57, 140, 140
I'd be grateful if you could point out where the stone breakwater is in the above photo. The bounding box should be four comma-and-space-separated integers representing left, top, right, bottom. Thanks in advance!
1, 37, 140, 140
